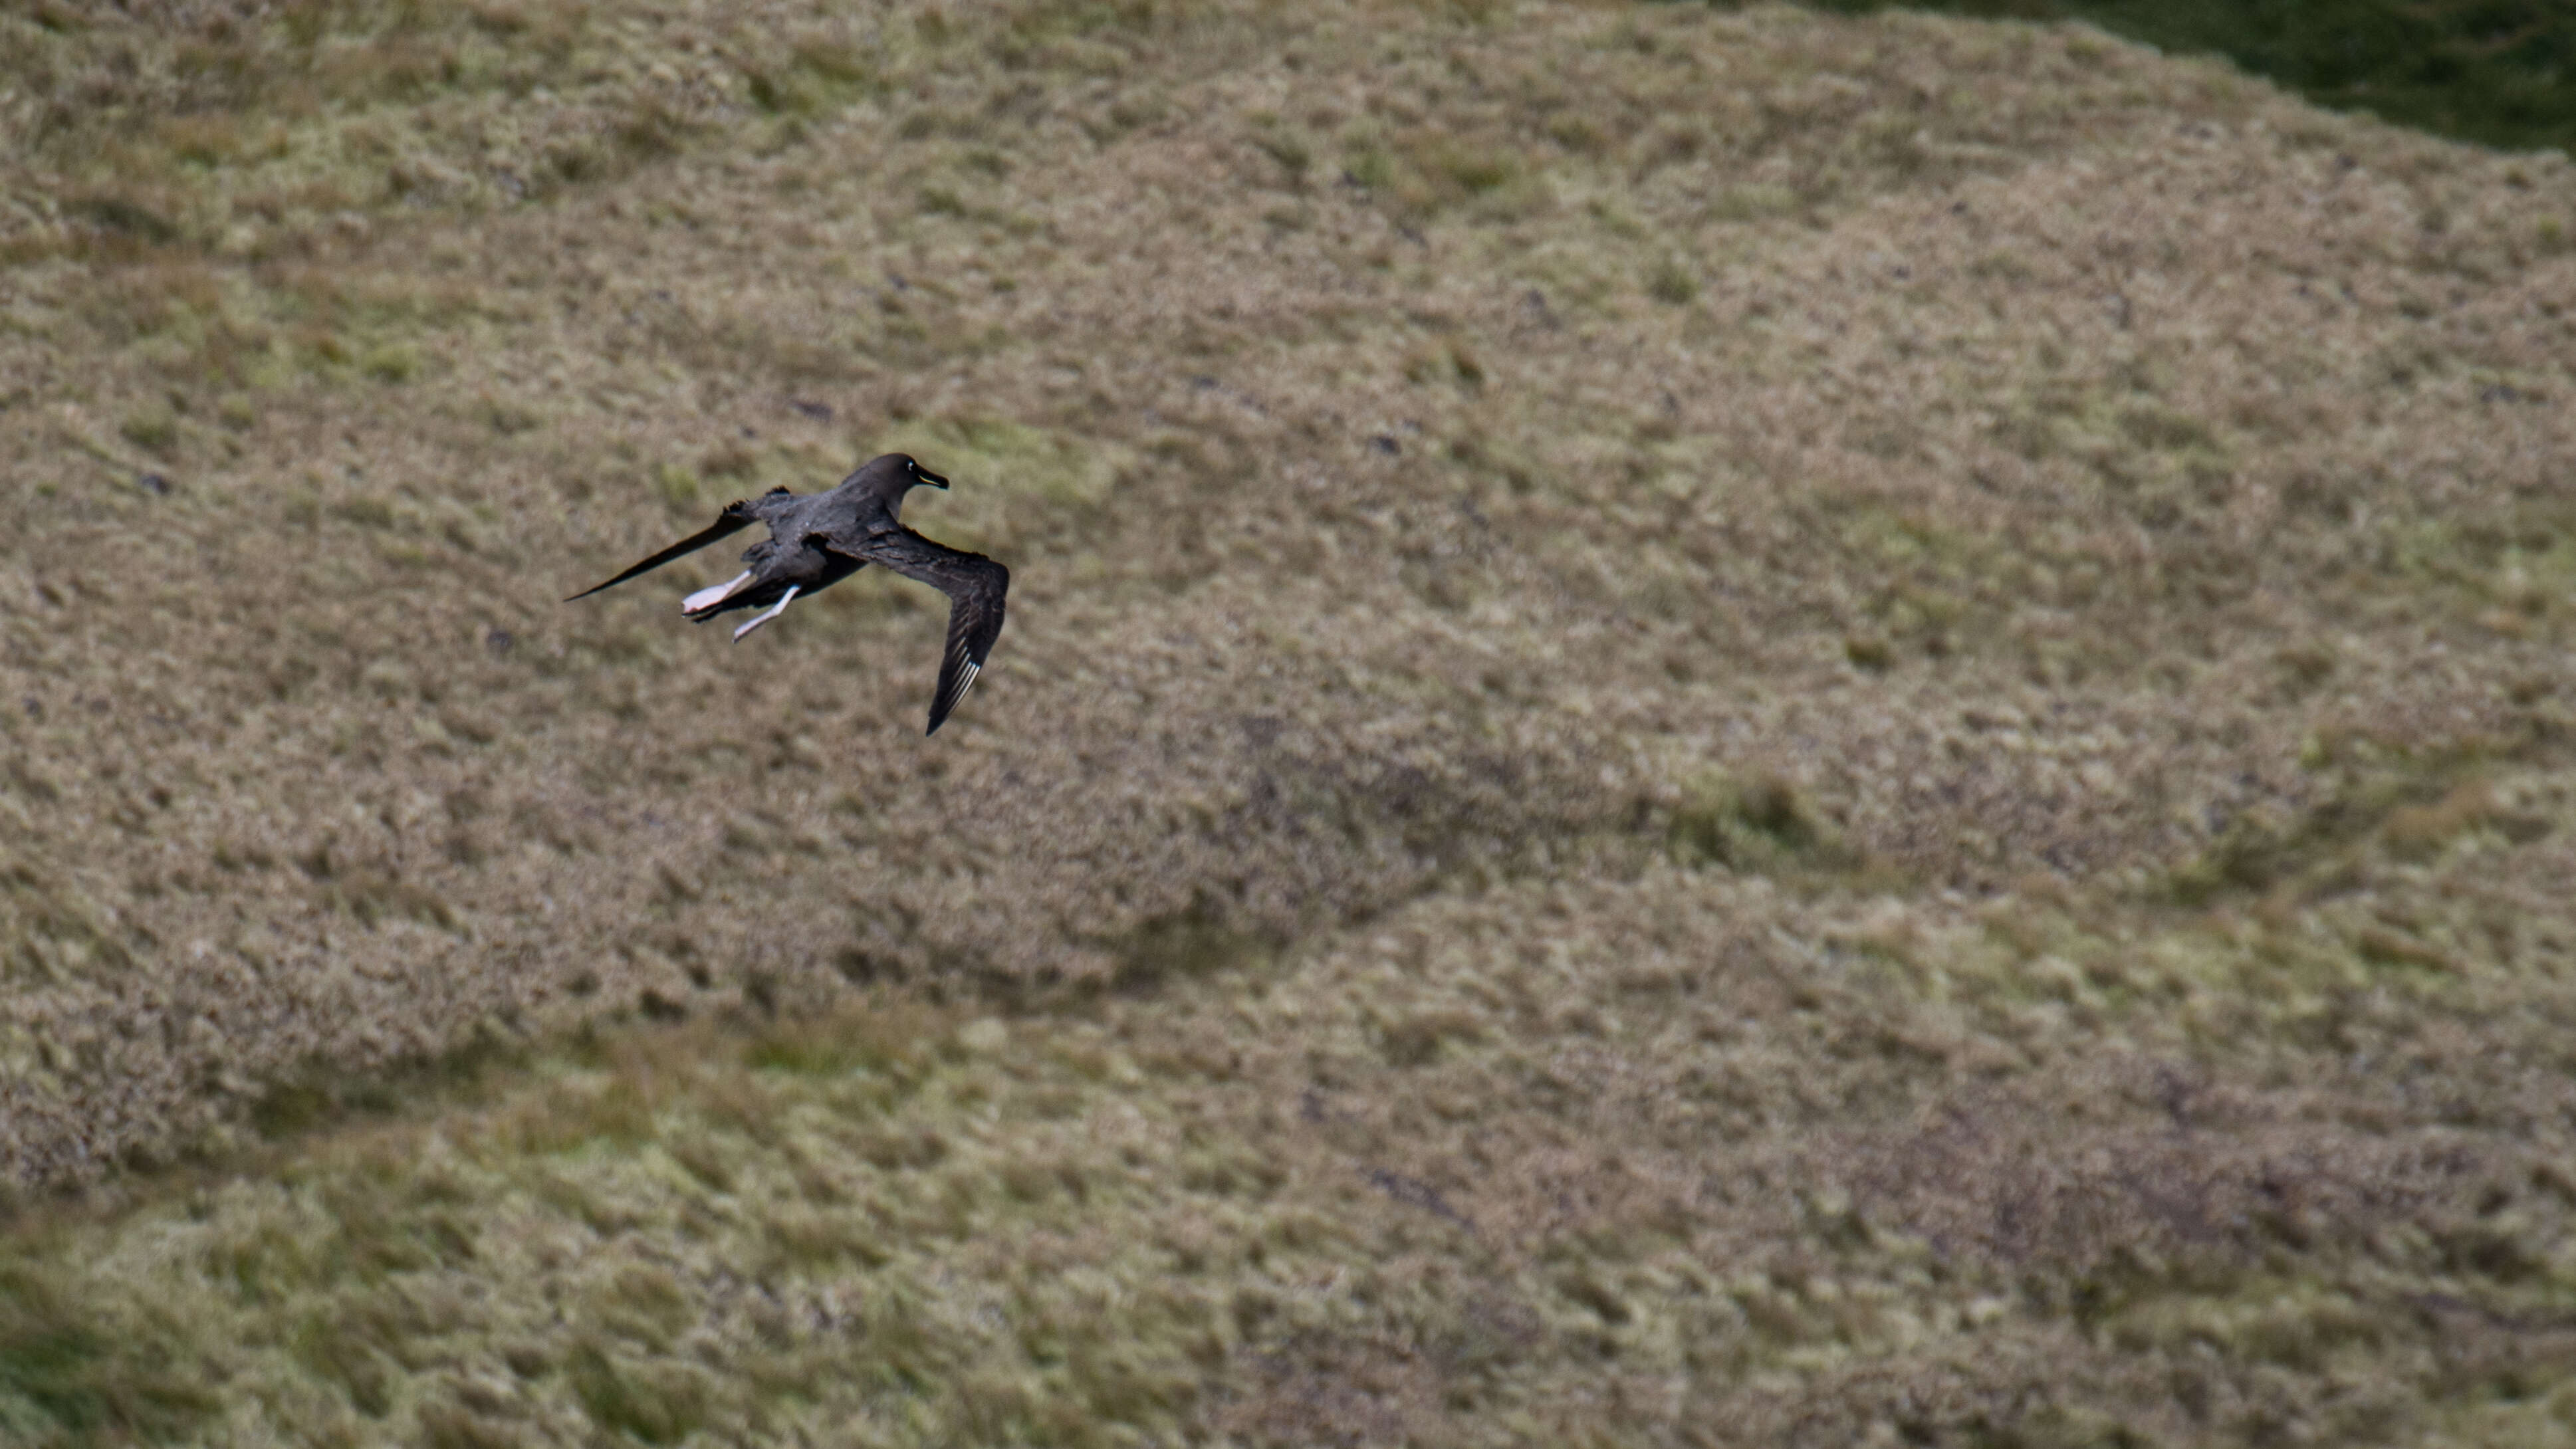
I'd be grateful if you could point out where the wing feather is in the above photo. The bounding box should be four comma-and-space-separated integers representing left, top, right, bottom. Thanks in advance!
564, 499, 762, 602
818, 526, 1009, 734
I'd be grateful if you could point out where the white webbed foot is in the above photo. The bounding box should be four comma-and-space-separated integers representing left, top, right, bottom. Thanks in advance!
683, 570, 755, 615
731, 586, 799, 641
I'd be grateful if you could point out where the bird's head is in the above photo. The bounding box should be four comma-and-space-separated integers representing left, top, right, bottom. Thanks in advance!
850, 453, 950, 499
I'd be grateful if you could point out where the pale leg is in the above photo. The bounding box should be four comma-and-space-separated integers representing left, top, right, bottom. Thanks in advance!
731, 586, 799, 641
683, 570, 755, 614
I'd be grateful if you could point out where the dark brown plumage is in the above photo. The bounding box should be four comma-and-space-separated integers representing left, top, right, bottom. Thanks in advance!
566, 453, 1010, 735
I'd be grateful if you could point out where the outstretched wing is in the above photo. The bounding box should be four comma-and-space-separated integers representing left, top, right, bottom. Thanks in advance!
564, 496, 768, 602
818, 526, 1009, 735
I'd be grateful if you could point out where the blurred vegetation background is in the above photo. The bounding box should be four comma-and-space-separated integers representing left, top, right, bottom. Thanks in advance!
2, 0, 2574, 1444
1810, 0, 2576, 153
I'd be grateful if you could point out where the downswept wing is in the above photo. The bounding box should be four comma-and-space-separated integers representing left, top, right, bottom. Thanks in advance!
818, 526, 1009, 735
564, 495, 770, 602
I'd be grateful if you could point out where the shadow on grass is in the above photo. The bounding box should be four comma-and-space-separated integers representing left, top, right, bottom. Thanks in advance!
0, 1264, 213, 1446
1784, 0, 2576, 154
2161, 732, 2561, 906
245, 1022, 534, 1143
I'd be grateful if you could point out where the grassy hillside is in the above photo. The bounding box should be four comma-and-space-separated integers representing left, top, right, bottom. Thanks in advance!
4, 0, 2575, 1443
1821, 0, 2576, 156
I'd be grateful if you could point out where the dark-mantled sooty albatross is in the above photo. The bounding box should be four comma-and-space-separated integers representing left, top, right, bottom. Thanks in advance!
566, 453, 1009, 735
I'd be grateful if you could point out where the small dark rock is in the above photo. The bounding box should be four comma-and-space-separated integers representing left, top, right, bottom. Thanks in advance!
139, 472, 172, 496
1368, 434, 1400, 455
484, 627, 515, 655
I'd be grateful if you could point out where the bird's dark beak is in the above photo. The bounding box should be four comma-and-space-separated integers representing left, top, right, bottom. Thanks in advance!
917, 467, 949, 489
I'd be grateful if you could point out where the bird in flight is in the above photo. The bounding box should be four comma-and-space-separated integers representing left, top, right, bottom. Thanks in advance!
566, 453, 1009, 735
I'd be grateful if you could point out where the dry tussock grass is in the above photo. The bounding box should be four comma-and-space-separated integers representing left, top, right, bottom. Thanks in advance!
3, 0, 2576, 1442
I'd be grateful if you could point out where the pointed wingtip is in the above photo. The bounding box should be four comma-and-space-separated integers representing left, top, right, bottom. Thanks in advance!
923, 659, 981, 738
